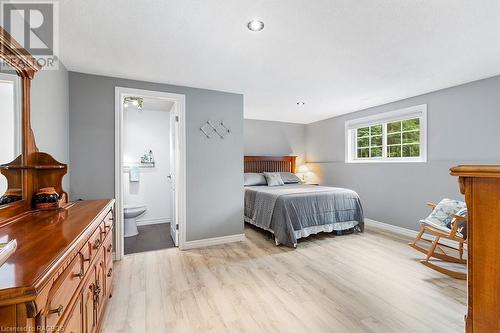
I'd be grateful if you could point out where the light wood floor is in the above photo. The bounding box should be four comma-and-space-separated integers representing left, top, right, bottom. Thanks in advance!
102, 226, 466, 333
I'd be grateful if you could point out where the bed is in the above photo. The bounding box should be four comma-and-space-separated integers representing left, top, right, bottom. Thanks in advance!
244, 156, 364, 247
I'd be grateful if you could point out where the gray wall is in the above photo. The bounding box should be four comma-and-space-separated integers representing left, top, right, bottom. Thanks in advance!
244, 119, 306, 165
69, 72, 243, 241
306, 75, 500, 231
31, 65, 70, 190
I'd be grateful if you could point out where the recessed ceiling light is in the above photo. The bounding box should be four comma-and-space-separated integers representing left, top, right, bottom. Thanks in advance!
247, 20, 264, 32
297, 101, 305, 106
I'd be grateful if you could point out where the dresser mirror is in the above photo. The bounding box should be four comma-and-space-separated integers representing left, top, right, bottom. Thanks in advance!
0, 27, 68, 222
0, 70, 22, 206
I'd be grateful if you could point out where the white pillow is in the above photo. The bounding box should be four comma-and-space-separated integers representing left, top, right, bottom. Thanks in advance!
263, 172, 284, 186
244, 173, 267, 186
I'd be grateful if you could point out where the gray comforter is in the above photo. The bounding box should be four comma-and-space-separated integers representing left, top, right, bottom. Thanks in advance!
245, 184, 364, 247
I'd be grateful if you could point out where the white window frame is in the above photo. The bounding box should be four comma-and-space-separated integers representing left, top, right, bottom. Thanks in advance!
345, 104, 427, 163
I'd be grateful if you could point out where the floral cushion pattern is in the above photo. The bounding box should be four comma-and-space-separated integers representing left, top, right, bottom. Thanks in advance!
425, 198, 467, 228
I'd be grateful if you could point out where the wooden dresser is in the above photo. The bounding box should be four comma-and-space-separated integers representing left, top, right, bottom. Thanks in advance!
450, 165, 500, 333
0, 27, 115, 333
0, 200, 115, 332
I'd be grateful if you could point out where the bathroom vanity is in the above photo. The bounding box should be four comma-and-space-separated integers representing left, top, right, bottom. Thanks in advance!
0, 27, 115, 332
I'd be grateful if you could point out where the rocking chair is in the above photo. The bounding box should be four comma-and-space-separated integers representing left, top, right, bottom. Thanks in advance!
409, 199, 468, 280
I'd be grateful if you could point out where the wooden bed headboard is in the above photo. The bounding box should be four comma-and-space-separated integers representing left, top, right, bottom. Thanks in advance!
244, 156, 297, 173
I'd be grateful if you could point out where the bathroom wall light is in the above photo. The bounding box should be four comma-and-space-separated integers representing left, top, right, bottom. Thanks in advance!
297, 101, 305, 106
247, 20, 264, 31
123, 96, 144, 111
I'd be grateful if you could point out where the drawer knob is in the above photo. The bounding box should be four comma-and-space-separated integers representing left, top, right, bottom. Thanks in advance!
92, 239, 101, 249
95, 285, 101, 296
49, 304, 64, 316
107, 244, 112, 253
93, 285, 101, 303
107, 268, 113, 277
73, 270, 84, 279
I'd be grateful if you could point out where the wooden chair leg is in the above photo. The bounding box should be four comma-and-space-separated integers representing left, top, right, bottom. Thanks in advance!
419, 234, 466, 279
459, 242, 464, 260
410, 225, 425, 246
435, 245, 447, 254
425, 235, 440, 262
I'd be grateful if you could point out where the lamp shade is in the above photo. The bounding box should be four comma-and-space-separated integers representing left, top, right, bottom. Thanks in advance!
297, 165, 310, 173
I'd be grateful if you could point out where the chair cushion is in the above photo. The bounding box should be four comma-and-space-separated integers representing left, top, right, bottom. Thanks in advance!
425, 198, 466, 228
420, 219, 453, 234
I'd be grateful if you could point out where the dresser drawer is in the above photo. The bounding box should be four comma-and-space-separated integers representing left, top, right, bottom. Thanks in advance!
102, 231, 113, 264
62, 294, 82, 333
103, 209, 113, 233
45, 256, 83, 329
80, 224, 104, 273
105, 259, 114, 299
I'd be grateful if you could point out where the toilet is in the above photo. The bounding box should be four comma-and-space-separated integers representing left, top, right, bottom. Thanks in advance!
123, 204, 147, 237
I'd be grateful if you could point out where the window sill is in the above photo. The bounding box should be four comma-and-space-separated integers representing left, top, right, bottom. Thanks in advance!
346, 158, 427, 164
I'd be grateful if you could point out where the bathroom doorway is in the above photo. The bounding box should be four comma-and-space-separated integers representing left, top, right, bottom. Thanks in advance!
114, 87, 186, 259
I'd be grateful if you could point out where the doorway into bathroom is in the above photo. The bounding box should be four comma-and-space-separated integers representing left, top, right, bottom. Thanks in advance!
115, 87, 186, 259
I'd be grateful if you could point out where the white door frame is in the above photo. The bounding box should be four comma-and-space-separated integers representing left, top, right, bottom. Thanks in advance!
114, 87, 187, 260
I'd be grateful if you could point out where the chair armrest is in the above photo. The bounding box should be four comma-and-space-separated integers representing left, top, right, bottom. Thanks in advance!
452, 214, 467, 222
450, 215, 467, 237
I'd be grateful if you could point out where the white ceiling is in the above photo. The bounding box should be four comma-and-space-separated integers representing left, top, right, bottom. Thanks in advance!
59, 1, 500, 124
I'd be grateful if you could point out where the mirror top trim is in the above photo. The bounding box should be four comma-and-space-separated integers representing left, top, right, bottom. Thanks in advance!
0, 27, 41, 79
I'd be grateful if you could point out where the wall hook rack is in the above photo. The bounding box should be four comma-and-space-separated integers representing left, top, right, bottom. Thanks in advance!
200, 120, 231, 139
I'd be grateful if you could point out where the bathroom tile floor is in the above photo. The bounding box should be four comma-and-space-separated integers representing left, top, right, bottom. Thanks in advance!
124, 223, 175, 255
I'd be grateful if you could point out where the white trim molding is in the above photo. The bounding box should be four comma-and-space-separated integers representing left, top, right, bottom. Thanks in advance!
136, 217, 172, 227
182, 234, 246, 250
115, 87, 187, 260
365, 218, 465, 250
345, 104, 427, 163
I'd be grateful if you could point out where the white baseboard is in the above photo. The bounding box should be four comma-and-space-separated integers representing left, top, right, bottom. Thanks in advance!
364, 218, 464, 250
181, 233, 246, 250
136, 217, 171, 226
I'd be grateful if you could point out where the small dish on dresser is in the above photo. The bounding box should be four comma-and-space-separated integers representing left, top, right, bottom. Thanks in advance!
33, 187, 61, 210
0, 239, 17, 267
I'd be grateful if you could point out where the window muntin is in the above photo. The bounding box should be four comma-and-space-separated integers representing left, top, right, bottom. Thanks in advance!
356, 124, 382, 159
346, 105, 426, 163
386, 118, 420, 158
354, 117, 421, 160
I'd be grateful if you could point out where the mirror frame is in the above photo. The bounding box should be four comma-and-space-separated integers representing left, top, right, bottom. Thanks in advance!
0, 26, 67, 224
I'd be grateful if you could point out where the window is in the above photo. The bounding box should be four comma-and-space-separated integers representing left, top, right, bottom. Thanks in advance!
345, 105, 427, 163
